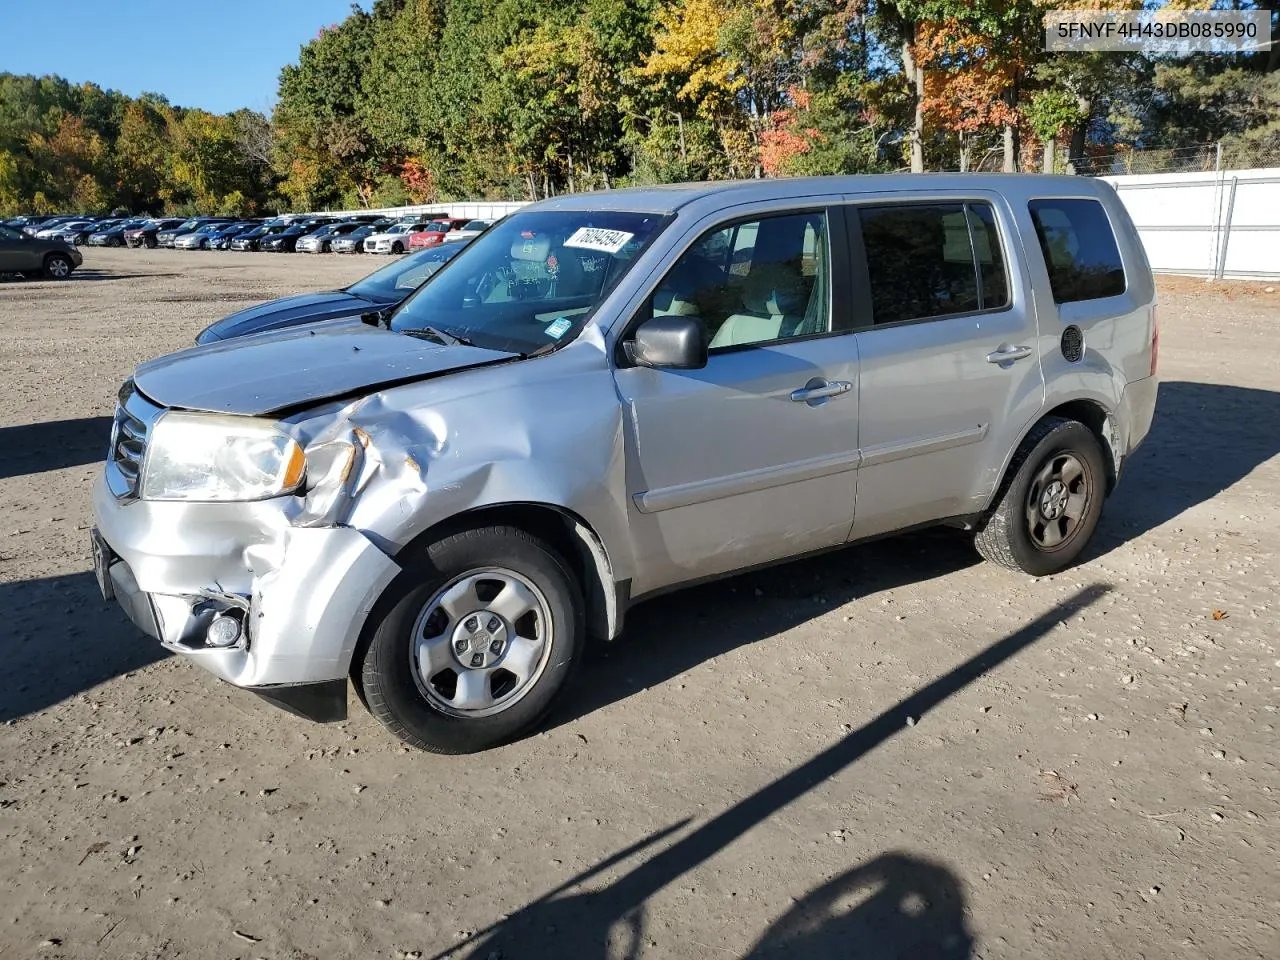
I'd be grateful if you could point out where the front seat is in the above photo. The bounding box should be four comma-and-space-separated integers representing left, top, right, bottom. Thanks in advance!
708, 261, 808, 349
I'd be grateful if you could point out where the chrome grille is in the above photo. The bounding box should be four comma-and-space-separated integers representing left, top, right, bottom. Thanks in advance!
106, 380, 163, 501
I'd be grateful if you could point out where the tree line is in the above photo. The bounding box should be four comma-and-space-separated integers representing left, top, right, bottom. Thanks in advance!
2, 0, 1277, 216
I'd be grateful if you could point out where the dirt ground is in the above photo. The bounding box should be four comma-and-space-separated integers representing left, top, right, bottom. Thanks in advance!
1, 249, 1277, 960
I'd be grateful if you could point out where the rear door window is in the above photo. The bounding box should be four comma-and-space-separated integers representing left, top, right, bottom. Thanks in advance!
858, 202, 1010, 326
1027, 198, 1125, 302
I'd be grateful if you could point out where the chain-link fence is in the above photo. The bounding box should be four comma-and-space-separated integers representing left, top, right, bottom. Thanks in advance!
1078, 139, 1280, 176
955, 136, 1280, 176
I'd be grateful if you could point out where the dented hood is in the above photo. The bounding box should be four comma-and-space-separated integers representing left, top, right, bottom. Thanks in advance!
133, 321, 519, 416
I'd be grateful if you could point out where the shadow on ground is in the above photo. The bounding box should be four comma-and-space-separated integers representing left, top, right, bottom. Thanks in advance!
69, 269, 179, 283
0, 572, 167, 723
0, 416, 113, 480
444, 587, 1107, 960
551, 526, 981, 731
0, 270, 175, 284
1096, 379, 1280, 545
742, 852, 973, 959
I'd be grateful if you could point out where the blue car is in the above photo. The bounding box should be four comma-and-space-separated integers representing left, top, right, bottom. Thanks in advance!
194, 239, 472, 344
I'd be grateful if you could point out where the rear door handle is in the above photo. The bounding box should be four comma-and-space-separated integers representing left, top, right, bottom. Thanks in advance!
986, 345, 1033, 364
790, 379, 853, 404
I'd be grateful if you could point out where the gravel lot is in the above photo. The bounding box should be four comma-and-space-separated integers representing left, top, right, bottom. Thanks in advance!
1, 249, 1278, 960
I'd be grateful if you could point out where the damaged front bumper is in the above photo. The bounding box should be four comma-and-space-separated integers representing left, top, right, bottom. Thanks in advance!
91, 472, 400, 721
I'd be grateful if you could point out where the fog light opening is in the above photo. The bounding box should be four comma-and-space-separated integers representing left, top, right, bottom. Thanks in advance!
206, 611, 244, 648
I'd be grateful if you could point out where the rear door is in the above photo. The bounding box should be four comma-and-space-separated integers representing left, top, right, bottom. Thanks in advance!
614, 204, 862, 596
847, 193, 1046, 540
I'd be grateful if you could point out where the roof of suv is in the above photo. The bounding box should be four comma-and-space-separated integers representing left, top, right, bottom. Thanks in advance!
529, 173, 1114, 215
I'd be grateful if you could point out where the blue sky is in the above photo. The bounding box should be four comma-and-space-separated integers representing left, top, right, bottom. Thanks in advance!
1, 0, 370, 114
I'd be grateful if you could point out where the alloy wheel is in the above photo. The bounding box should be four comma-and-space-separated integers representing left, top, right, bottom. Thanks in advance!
1025, 452, 1091, 551
409, 568, 553, 718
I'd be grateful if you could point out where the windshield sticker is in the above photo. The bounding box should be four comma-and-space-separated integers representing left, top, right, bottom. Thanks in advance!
545, 317, 573, 340
563, 227, 634, 254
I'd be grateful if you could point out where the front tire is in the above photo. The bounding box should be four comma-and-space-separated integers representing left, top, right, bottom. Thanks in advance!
43, 253, 74, 280
973, 417, 1106, 576
356, 526, 584, 754
391, 241, 403, 254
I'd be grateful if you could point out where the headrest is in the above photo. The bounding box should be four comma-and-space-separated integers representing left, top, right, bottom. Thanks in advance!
741, 261, 807, 316
511, 234, 551, 262
652, 289, 699, 316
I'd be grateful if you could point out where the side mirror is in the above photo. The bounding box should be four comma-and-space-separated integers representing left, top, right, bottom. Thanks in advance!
360, 308, 391, 329
625, 315, 708, 370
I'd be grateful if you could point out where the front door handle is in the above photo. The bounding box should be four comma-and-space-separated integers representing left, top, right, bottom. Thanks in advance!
986, 345, 1033, 364
790, 379, 853, 404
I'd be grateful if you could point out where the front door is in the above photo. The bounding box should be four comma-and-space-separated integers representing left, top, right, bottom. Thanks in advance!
0, 226, 38, 272
847, 195, 1046, 541
614, 207, 862, 597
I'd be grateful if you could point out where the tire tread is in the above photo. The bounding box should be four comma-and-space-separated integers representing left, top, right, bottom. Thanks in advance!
357, 525, 580, 755
974, 416, 1074, 573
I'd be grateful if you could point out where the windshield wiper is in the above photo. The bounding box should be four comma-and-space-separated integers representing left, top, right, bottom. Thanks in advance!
403, 326, 475, 347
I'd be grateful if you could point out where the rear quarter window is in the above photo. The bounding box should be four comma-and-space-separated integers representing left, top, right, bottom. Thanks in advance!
1028, 198, 1126, 303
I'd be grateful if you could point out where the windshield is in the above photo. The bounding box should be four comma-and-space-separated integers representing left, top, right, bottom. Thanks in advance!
347, 244, 470, 302
389, 210, 669, 355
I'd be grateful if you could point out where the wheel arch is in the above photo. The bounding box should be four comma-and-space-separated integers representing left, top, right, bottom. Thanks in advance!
390, 501, 623, 644
986, 397, 1120, 515
43, 250, 74, 276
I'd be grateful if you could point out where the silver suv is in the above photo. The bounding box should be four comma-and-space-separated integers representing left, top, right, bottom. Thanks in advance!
91, 174, 1159, 754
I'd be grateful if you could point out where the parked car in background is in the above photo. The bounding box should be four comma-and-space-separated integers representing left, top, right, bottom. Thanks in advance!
230, 224, 287, 251
204, 221, 259, 250
260, 222, 321, 253
0, 223, 83, 279
174, 221, 255, 250
56, 219, 118, 245
26, 216, 80, 236
406, 217, 472, 249
124, 218, 185, 248
95, 217, 157, 247
296, 221, 367, 254
5, 215, 58, 233
331, 221, 393, 253
34, 218, 95, 240
363, 221, 431, 254
194, 239, 473, 343
157, 218, 235, 248
446, 218, 496, 242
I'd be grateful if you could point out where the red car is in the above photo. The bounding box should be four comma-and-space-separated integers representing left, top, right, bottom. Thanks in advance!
407, 217, 472, 249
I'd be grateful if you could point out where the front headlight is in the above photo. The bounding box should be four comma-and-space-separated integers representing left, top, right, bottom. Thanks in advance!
141, 412, 306, 502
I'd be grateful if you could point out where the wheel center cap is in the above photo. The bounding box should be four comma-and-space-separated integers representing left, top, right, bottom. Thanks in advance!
1040, 480, 1068, 520
451, 611, 509, 669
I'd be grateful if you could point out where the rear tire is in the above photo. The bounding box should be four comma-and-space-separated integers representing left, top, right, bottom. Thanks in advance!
356, 526, 584, 754
43, 253, 74, 280
973, 417, 1106, 576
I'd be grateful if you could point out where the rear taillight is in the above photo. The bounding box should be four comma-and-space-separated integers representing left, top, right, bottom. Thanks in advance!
1150, 304, 1159, 376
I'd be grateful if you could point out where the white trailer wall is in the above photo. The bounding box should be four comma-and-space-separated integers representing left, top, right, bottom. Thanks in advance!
1100, 167, 1280, 281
